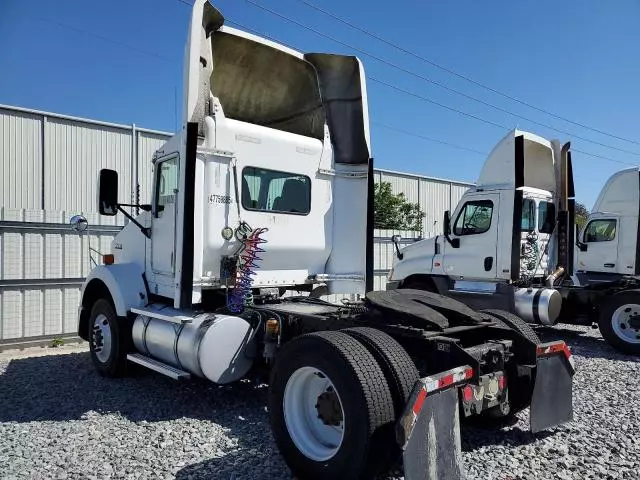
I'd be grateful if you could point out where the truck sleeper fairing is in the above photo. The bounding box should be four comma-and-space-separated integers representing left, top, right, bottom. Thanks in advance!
138, 0, 375, 306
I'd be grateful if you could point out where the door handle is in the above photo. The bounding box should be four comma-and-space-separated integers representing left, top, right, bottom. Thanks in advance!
604, 263, 615, 268
484, 257, 493, 271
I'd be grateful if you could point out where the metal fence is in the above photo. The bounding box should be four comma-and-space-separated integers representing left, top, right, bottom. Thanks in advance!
0, 103, 471, 347
0, 219, 421, 346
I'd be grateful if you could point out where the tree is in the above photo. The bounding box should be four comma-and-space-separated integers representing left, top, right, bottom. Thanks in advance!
575, 202, 589, 231
373, 182, 425, 231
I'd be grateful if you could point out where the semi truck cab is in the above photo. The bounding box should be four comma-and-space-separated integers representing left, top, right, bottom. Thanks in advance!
576, 167, 640, 281
390, 130, 566, 290
390, 129, 640, 354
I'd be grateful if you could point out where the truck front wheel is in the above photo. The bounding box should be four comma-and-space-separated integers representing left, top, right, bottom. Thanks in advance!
269, 331, 395, 480
88, 299, 130, 377
598, 291, 640, 355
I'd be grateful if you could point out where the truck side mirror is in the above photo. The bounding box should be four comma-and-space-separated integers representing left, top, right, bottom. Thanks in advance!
576, 226, 588, 251
443, 211, 460, 248
98, 169, 119, 216
444, 210, 451, 235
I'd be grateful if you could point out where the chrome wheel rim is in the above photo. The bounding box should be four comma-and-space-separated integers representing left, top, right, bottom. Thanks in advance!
611, 304, 640, 344
91, 313, 113, 363
283, 366, 345, 461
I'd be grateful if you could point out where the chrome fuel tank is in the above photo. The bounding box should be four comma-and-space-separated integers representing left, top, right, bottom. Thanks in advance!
132, 313, 255, 384
514, 288, 562, 326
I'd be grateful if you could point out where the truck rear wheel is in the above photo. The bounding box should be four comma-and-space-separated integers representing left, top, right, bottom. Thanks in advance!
269, 331, 395, 480
342, 327, 419, 417
88, 299, 129, 377
598, 291, 640, 354
482, 309, 541, 344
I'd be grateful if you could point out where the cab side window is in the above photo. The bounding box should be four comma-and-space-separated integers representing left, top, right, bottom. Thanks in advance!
155, 157, 178, 215
242, 167, 311, 215
454, 200, 494, 236
584, 219, 617, 242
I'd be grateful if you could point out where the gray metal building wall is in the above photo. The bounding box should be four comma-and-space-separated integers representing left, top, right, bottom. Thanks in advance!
375, 168, 471, 235
0, 105, 168, 347
0, 104, 471, 346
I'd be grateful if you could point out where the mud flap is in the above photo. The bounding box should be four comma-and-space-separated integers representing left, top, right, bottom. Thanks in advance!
397, 366, 472, 480
530, 342, 575, 433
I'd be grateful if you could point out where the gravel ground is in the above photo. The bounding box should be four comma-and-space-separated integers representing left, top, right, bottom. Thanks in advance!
1, 324, 638, 480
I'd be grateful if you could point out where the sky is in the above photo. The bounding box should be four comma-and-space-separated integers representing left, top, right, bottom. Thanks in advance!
1, 0, 639, 208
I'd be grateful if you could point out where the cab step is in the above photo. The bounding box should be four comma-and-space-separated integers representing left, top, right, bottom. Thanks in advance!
127, 353, 191, 380
130, 305, 195, 324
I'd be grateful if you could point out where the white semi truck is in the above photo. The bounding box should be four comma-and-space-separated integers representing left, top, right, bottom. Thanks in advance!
389, 130, 640, 354
71, 2, 575, 479
576, 167, 640, 282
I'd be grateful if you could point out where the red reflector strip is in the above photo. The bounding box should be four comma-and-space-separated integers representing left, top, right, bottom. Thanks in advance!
423, 365, 474, 395
537, 341, 571, 358
537, 341, 575, 371
498, 375, 507, 390
438, 375, 454, 389
412, 388, 427, 415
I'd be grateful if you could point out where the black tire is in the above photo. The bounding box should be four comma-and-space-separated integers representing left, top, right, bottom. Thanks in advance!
269, 331, 395, 480
342, 327, 419, 418
482, 309, 541, 344
88, 298, 130, 377
598, 291, 640, 355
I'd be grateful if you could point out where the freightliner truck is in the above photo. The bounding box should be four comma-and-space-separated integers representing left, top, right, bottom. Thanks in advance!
70, 2, 575, 479
389, 130, 640, 354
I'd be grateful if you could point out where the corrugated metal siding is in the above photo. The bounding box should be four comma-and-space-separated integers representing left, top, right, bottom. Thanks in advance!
421, 179, 450, 234
137, 131, 170, 204
379, 171, 420, 204
0, 208, 119, 342
0, 108, 42, 209
377, 169, 471, 235
44, 118, 133, 214
450, 183, 470, 208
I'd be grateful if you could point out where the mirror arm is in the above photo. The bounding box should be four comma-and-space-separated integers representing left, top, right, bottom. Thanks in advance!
391, 237, 404, 260
117, 205, 151, 238
118, 203, 152, 212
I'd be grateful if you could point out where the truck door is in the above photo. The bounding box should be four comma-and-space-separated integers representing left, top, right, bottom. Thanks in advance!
577, 216, 619, 273
444, 193, 499, 280
151, 155, 179, 283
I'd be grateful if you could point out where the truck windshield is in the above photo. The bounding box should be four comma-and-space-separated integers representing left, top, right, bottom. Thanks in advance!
538, 201, 556, 233
521, 199, 536, 231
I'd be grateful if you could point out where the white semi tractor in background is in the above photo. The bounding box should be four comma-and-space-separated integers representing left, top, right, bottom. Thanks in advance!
71, 2, 575, 479
389, 130, 640, 354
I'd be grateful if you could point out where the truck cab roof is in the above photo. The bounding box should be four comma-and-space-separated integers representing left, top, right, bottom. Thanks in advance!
592, 167, 640, 216
476, 129, 557, 195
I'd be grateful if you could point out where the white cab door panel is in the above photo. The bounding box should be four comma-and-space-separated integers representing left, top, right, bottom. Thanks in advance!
444, 193, 500, 280
577, 215, 619, 273
151, 155, 179, 284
